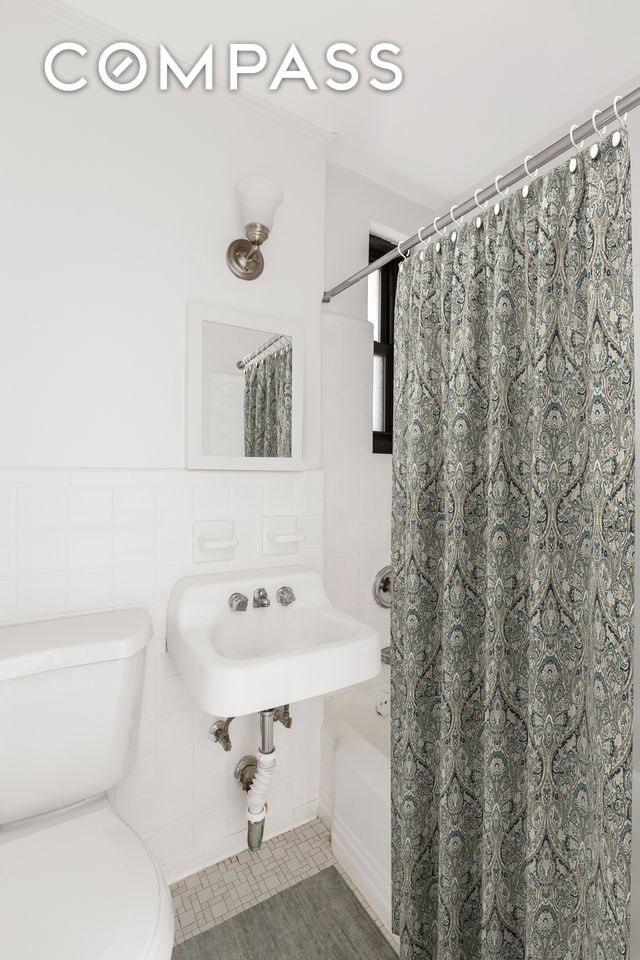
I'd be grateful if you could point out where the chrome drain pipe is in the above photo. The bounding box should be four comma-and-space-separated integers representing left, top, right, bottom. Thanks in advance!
238, 709, 276, 851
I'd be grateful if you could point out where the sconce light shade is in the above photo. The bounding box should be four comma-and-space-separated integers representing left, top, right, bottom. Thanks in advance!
236, 177, 284, 232
226, 177, 284, 281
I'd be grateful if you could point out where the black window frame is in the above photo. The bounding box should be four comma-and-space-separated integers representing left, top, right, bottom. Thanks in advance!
369, 234, 397, 454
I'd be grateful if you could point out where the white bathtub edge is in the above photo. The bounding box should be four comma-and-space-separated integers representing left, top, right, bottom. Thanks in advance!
332, 809, 398, 945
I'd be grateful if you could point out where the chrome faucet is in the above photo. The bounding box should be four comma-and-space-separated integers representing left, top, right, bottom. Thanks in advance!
228, 592, 248, 612
253, 587, 270, 608
276, 586, 296, 606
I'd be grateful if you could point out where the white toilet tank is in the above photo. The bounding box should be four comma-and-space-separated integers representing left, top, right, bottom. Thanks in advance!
0, 608, 152, 825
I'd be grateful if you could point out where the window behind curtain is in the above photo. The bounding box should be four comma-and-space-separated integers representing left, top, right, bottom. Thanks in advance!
368, 234, 398, 454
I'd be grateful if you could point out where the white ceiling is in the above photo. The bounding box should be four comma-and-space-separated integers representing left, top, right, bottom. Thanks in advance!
55, 0, 640, 209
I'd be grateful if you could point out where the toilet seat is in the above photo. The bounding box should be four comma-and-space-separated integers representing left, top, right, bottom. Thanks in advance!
0, 797, 174, 960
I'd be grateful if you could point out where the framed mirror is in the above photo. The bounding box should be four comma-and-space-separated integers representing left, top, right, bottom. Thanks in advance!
186, 302, 304, 470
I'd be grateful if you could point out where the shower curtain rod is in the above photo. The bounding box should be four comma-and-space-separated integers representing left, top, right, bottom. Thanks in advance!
236, 333, 289, 369
322, 86, 640, 303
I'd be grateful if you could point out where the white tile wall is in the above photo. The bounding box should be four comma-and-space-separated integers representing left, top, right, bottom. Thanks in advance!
322, 313, 392, 642
0, 467, 324, 883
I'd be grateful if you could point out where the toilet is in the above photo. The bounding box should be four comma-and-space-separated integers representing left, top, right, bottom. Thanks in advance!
0, 608, 174, 960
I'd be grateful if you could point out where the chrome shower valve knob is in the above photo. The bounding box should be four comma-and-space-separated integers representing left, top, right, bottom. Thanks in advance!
276, 586, 296, 606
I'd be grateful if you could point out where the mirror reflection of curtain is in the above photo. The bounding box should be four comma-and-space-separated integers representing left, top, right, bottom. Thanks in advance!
243, 342, 293, 457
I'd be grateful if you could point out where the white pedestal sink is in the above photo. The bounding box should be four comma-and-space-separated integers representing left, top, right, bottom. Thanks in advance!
166, 566, 381, 717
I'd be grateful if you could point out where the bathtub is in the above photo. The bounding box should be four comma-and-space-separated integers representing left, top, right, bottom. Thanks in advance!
324, 675, 640, 955
321, 668, 396, 939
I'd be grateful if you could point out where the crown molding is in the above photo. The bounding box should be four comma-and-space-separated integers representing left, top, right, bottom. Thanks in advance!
21, 0, 336, 146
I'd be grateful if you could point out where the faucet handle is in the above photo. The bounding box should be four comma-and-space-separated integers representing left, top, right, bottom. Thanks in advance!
229, 592, 248, 612
253, 587, 270, 608
276, 586, 296, 606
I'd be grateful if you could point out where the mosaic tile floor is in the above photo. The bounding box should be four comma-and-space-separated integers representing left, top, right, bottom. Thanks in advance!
171, 818, 398, 952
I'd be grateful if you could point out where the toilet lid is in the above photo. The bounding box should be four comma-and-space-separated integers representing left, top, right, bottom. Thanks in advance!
0, 802, 169, 960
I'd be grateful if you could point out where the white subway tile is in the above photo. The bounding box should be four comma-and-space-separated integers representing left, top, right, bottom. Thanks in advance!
155, 524, 192, 563
148, 817, 194, 864
114, 486, 155, 526
193, 804, 228, 850
155, 486, 194, 524
195, 482, 232, 521
16, 530, 66, 574
115, 756, 156, 804
195, 737, 228, 777
0, 576, 16, 622
157, 781, 194, 827
68, 568, 112, 612
114, 564, 155, 606
69, 487, 113, 527
114, 526, 155, 565
324, 552, 359, 583
233, 519, 260, 562
157, 708, 194, 752
116, 795, 157, 836
137, 717, 156, 759
158, 675, 194, 716
0, 532, 15, 576
68, 527, 113, 569
324, 469, 359, 499
16, 487, 67, 530
263, 475, 295, 517
0, 488, 15, 531
155, 562, 192, 602
14, 572, 64, 618
157, 745, 195, 790
141, 679, 154, 720
231, 476, 265, 520
193, 771, 227, 813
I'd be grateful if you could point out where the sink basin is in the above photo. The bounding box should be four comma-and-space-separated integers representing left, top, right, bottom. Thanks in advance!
166, 566, 381, 716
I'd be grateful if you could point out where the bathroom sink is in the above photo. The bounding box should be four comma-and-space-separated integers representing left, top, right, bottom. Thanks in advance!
166, 567, 381, 716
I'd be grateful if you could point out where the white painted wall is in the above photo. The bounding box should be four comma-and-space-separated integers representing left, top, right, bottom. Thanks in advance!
0, 0, 325, 470
323, 162, 433, 320
0, 0, 329, 886
322, 163, 432, 637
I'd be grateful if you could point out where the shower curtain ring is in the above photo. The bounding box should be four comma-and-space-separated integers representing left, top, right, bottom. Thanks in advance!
474, 189, 487, 212
523, 155, 538, 182
613, 95, 628, 129
397, 240, 409, 271
521, 156, 538, 198
494, 175, 508, 200
569, 124, 583, 152
417, 226, 430, 259
473, 189, 487, 228
591, 109, 605, 140
433, 215, 446, 252
450, 205, 463, 227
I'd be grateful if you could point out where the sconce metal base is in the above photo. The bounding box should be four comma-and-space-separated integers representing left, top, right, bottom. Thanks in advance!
226, 224, 270, 281
226, 238, 265, 280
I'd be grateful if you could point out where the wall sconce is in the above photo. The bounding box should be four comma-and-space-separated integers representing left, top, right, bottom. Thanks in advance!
226, 177, 284, 281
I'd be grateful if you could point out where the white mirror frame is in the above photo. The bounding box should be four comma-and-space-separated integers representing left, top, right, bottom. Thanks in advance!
186, 300, 305, 471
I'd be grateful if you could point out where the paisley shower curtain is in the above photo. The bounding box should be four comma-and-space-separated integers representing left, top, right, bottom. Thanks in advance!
243, 341, 292, 457
391, 131, 634, 960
